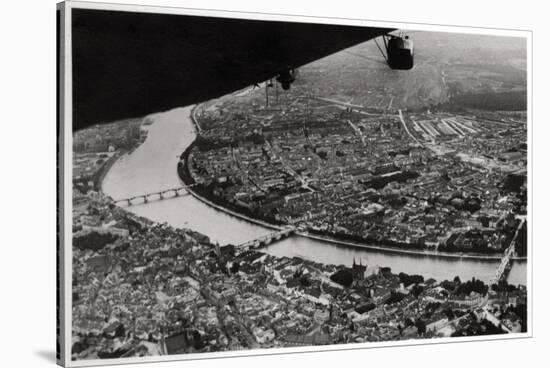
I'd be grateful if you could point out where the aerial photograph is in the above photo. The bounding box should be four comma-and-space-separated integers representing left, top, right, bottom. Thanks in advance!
68, 9, 528, 362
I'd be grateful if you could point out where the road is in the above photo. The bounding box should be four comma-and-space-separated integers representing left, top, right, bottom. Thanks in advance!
398, 109, 423, 145
266, 141, 315, 192
347, 119, 366, 146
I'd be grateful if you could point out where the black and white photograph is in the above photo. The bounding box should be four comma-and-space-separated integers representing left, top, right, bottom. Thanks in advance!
51, 0, 537, 366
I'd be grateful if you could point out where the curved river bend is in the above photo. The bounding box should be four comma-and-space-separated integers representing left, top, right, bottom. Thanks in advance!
102, 106, 527, 285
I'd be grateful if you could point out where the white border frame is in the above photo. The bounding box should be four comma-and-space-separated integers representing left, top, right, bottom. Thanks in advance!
59, 1, 533, 366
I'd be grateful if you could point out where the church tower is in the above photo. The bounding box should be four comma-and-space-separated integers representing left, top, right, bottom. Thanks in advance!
352, 258, 367, 281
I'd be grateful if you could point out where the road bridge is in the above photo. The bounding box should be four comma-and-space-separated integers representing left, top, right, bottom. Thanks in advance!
113, 184, 198, 206
489, 218, 525, 285
236, 226, 296, 252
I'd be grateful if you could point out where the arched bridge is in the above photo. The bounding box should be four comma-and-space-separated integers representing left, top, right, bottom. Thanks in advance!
236, 226, 296, 252
113, 184, 198, 206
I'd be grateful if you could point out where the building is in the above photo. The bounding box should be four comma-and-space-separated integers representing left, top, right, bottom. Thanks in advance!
352, 258, 367, 281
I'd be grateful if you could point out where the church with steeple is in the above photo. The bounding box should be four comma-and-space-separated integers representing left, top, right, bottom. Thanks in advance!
352, 258, 367, 281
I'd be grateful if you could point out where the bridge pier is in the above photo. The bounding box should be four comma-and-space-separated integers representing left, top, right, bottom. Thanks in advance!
235, 227, 296, 252
113, 186, 198, 207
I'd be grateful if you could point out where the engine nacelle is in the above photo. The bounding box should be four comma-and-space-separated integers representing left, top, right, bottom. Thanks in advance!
387, 36, 414, 70
276, 68, 296, 90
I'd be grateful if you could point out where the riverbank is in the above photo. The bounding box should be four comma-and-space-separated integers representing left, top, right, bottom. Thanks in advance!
177, 106, 282, 233
184, 187, 282, 232
95, 150, 124, 191
181, 105, 523, 261
99, 105, 525, 284
296, 231, 526, 261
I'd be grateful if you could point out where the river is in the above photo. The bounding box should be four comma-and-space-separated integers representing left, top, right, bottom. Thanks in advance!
102, 106, 527, 285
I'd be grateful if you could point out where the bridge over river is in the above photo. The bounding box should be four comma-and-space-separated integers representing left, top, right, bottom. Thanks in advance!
236, 226, 297, 252
489, 218, 526, 286
113, 184, 198, 206
102, 106, 527, 285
